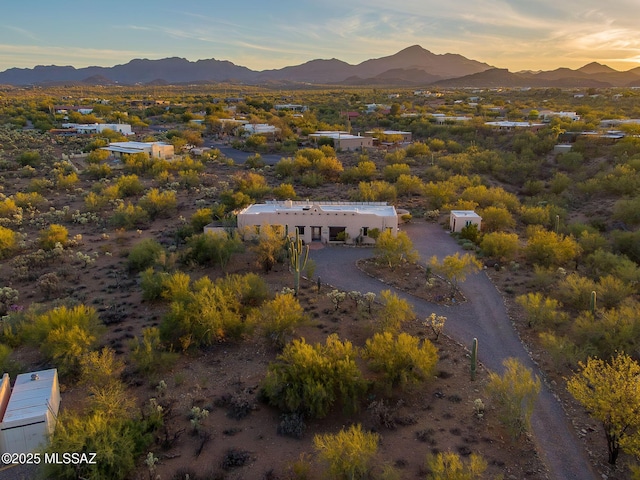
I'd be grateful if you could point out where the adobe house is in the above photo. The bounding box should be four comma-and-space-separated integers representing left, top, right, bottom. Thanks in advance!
449, 210, 482, 233
228, 200, 398, 244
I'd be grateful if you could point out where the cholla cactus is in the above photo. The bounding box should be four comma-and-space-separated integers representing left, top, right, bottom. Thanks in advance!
348, 290, 362, 309
423, 313, 446, 341
473, 398, 485, 419
363, 292, 376, 314
189, 406, 209, 432
0, 287, 18, 316
327, 289, 347, 310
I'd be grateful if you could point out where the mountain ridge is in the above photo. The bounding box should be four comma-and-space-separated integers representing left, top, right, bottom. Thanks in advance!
1, 45, 639, 87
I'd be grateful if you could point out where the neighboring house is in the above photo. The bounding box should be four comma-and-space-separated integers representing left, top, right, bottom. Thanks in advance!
484, 121, 545, 132
309, 131, 374, 151
101, 141, 174, 159
241, 124, 280, 136
0, 369, 61, 454
538, 111, 580, 122
365, 130, 412, 143
600, 118, 640, 128
450, 210, 482, 233
231, 200, 398, 245
62, 123, 133, 136
430, 115, 473, 125
54, 105, 94, 115
274, 104, 308, 112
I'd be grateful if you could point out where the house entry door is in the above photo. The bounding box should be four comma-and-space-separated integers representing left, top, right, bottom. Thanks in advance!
312, 226, 321, 241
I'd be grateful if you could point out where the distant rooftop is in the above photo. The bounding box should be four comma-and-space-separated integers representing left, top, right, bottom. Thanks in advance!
240, 200, 396, 217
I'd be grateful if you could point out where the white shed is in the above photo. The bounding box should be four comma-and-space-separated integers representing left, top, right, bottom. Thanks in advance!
450, 210, 482, 233
0, 369, 60, 454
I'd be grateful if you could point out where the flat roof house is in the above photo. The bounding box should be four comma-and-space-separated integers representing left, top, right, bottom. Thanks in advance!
231, 200, 398, 245
309, 131, 374, 151
0, 369, 60, 454
101, 141, 174, 159
450, 210, 482, 233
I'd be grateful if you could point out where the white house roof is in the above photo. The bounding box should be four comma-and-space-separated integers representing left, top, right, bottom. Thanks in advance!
485, 121, 545, 128
309, 132, 363, 140
240, 201, 396, 217
451, 210, 482, 219
2, 369, 58, 425
101, 141, 171, 154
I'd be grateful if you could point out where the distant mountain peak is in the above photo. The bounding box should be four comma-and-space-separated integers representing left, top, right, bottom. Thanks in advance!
578, 62, 618, 74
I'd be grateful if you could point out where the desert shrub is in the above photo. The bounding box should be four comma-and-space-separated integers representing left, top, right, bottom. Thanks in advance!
251, 224, 287, 273
111, 202, 149, 229
129, 327, 177, 375
261, 335, 366, 418
425, 451, 487, 480
86, 162, 112, 179
364, 331, 438, 391
116, 174, 144, 197
459, 223, 480, 244
0, 198, 21, 219
480, 231, 519, 261
245, 153, 265, 169
56, 172, 80, 190
127, 238, 164, 273
341, 160, 377, 183
38, 224, 68, 250
272, 183, 297, 200
573, 302, 640, 359
556, 273, 597, 311
405, 142, 430, 157
160, 275, 256, 349
479, 206, 515, 232
486, 358, 541, 438
314, 424, 379, 480
396, 174, 424, 196
139, 268, 168, 301
17, 150, 41, 167
585, 250, 640, 285
524, 227, 581, 267
353, 181, 397, 202
13, 191, 48, 210
22, 305, 103, 377
597, 275, 634, 309
377, 290, 416, 333
184, 231, 243, 269
384, 149, 407, 164
275, 157, 295, 177
520, 205, 551, 226
138, 188, 177, 219
516, 292, 568, 329
382, 163, 411, 182
374, 230, 419, 268
277, 412, 306, 439
250, 293, 307, 348
0, 226, 18, 258
190, 208, 213, 232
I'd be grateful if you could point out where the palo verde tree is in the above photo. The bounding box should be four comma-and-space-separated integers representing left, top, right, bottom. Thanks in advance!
429, 252, 482, 299
314, 424, 379, 480
567, 352, 640, 465
374, 229, 419, 268
486, 358, 541, 439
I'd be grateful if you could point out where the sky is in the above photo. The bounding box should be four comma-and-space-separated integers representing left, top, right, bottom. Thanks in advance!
2, 0, 640, 73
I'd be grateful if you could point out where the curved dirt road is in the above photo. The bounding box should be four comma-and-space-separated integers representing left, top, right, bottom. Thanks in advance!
310, 221, 597, 480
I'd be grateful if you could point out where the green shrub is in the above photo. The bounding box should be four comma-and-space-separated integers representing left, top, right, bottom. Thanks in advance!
314, 424, 379, 480
251, 293, 307, 348
364, 331, 438, 391
127, 238, 164, 273
38, 224, 68, 250
261, 334, 366, 418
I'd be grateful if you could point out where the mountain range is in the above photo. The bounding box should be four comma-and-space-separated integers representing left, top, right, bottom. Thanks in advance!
1, 45, 640, 88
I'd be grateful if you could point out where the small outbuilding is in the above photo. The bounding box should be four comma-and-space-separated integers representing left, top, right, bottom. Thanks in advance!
449, 210, 482, 233
0, 369, 60, 454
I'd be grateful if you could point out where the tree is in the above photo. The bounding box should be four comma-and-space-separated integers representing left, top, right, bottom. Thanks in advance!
38, 224, 68, 250
516, 292, 567, 330
138, 188, 177, 219
374, 230, 419, 268
425, 451, 487, 480
377, 290, 415, 333
429, 253, 482, 298
261, 334, 366, 418
479, 206, 515, 232
567, 352, 640, 465
251, 224, 286, 272
251, 293, 307, 348
480, 232, 519, 261
486, 358, 541, 439
0, 226, 18, 258
364, 331, 438, 391
314, 424, 379, 480
524, 227, 581, 267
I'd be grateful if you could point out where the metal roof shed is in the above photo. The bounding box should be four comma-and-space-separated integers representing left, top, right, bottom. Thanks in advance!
0, 369, 60, 454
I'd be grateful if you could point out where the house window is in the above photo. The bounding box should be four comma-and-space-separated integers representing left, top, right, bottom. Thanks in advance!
295, 226, 305, 235
329, 226, 347, 242
362, 227, 369, 236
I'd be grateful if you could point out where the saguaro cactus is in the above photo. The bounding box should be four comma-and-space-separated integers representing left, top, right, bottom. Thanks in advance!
471, 337, 478, 381
590, 290, 597, 315
288, 228, 309, 296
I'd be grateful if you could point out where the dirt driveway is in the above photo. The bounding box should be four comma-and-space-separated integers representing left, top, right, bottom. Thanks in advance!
310, 221, 597, 480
